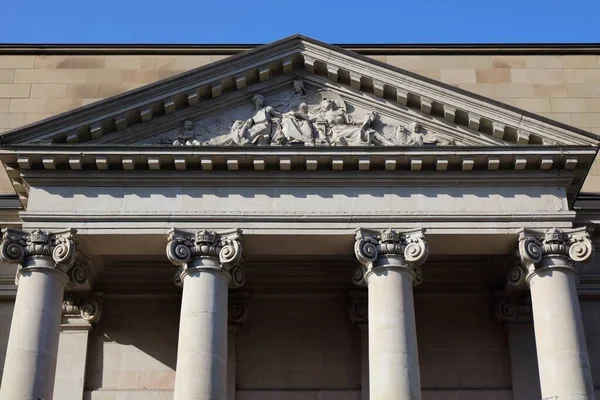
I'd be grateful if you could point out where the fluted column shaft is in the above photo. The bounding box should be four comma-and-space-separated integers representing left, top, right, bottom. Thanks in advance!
0, 229, 77, 400
354, 228, 428, 400
517, 228, 595, 400
167, 228, 244, 400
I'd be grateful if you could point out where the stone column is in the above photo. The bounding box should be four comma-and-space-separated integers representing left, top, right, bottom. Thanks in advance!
347, 291, 369, 400
516, 227, 595, 400
227, 292, 248, 400
167, 228, 244, 400
354, 228, 428, 400
0, 228, 77, 400
53, 296, 102, 400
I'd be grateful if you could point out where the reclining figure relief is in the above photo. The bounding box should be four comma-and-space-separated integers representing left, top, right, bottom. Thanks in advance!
162, 79, 459, 147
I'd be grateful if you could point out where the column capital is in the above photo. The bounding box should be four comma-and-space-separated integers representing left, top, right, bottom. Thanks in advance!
494, 293, 533, 325
62, 296, 103, 327
347, 291, 368, 325
1, 228, 78, 279
516, 227, 594, 284
166, 228, 245, 288
228, 292, 249, 327
353, 228, 428, 286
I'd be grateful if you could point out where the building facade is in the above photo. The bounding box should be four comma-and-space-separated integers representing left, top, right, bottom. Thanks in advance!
0, 35, 598, 400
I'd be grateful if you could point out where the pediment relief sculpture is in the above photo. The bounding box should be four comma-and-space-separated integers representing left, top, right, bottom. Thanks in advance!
159, 79, 459, 147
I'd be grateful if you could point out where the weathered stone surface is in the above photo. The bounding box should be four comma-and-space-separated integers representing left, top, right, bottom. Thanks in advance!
1, 46, 600, 192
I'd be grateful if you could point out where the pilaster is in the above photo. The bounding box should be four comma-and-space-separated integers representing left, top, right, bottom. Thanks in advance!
348, 291, 368, 400
495, 293, 541, 400
227, 292, 248, 400
53, 295, 103, 400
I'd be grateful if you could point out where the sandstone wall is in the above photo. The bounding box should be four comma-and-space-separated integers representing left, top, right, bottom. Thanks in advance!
0, 301, 13, 379
1, 52, 600, 192
80, 293, 512, 399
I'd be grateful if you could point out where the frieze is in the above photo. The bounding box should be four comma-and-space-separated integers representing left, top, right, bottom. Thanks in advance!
153, 79, 459, 148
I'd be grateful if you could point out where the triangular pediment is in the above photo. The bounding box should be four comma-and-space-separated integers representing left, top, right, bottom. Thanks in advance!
0, 35, 598, 148
1, 35, 599, 209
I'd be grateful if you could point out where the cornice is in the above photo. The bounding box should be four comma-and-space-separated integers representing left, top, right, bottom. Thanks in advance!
3, 145, 595, 169
5, 146, 593, 208
3, 41, 600, 55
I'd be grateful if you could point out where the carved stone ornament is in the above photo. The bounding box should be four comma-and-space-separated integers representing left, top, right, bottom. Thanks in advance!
228, 292, 249, 326
62, 296, 103, 324
153, 79, 459, 148
353, 228, 428, 286
347, 291, 368, 325
515, 227, 594, 285
494, 294, 533, 324
0, 228, 77, 276
166, 228, 244, 288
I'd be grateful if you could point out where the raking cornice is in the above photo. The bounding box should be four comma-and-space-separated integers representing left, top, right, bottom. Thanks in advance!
0, 35, 597, 147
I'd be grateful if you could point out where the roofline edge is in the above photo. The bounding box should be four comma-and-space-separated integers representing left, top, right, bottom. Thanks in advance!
4, 42, 600, 56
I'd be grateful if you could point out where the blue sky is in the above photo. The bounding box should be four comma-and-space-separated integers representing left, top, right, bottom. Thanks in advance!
1, 0, 599, 44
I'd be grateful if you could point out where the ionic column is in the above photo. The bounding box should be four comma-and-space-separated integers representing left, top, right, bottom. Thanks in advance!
354, 228, 428, 400
167, 228, 244, 400
516, 227, 595, 400
0, 228, 77, 400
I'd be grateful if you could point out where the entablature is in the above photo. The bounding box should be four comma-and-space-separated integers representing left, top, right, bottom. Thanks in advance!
3, 145, 594, 209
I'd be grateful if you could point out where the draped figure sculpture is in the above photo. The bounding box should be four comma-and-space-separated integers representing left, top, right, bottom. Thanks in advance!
274, 102, 318, 145
163, 79, 460, 147
316, 98, 379, 146
205, 94, 281, 146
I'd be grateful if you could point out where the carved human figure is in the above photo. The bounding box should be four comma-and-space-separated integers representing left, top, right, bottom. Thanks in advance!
328, 107, 378, 147
205, 118, 254, 146
271, 79, 308, 111
165, 86, 458, 148
406, 122, 425, 145
174, 120, 201, 146
246, 94, 282, 145
400, 122, 454, 146
275, 102, 318, 145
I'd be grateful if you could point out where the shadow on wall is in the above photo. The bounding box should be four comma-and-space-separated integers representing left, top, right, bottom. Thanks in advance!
39, 184, 543, 200
85, 297, 179, 391
0, 302, 14, 385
